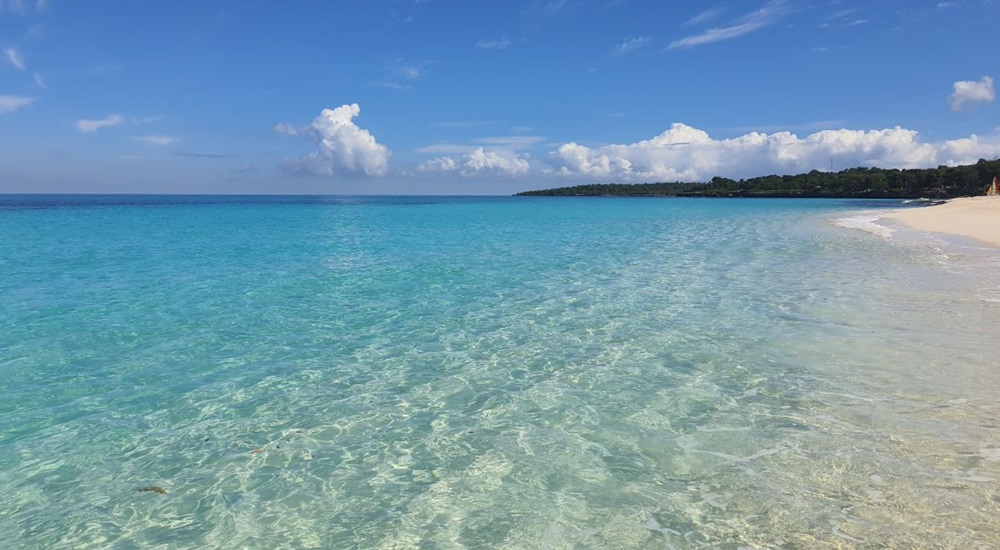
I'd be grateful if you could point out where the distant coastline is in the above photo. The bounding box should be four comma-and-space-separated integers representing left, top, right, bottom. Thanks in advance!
516, 159, 1000, 199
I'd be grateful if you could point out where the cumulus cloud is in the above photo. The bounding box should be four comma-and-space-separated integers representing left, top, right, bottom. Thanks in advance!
0, 94, 34, 114
281, 103, 390, 177
134, 135, 178, 146
669, 0, 788, 49
949, 76, 995, 111
547, 123, 1000, 182
3, 46, 25, 70
419, 148, 531, 176
76, 113, 124, 133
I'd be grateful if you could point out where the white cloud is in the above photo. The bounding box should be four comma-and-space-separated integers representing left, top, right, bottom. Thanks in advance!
476, 39, 512, 50
669, 0, 788, 49
134, 135, 178, 146
686, 7, 725, 26
33, 72, 45, 88
272, 122, 300, 135
610, 36, 651, 56
392, 65, 425, 80
282, 103, 391, 177
419, 148, 531, 176
3, 47, 25, 70
949, 76, 995, 111
76, 114, 124, 133
0, 94, 35, 114
35, 0, 48, 10
547, 123, 1000, 182
418, 156, 458, 172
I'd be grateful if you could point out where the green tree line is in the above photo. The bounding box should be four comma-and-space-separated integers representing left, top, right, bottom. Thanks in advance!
516, 158, 1000, 198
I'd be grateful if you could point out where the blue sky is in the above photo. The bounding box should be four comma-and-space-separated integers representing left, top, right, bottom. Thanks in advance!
1, 0, 998, 194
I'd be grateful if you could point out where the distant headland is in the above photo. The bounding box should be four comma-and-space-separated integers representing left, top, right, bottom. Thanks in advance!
516, 159, 1000, 199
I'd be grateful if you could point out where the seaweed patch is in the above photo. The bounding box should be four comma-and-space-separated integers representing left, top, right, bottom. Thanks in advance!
138, 485, 167, 495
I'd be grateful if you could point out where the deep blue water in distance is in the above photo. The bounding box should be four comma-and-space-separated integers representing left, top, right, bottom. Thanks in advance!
2, 195, 1000, 548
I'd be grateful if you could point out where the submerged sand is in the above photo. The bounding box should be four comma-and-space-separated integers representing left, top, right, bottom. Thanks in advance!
886, 196, 1000, 247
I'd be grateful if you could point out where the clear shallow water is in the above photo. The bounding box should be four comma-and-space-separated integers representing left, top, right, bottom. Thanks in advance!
2, 195, 999, 549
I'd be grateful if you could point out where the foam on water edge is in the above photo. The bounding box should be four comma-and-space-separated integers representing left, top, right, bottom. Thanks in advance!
833, 211, 895, 238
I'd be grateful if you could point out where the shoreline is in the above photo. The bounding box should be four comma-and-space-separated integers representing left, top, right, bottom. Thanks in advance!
884, 196, 1000, 248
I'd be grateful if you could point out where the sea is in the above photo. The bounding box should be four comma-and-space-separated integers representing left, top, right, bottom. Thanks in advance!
2, 195, 999, 549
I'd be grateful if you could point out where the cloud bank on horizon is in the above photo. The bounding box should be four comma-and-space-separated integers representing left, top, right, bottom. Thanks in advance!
288, 103, 1000, 184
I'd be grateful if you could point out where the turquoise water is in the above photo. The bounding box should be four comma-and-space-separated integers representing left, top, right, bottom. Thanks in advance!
2, 195, 1000, 548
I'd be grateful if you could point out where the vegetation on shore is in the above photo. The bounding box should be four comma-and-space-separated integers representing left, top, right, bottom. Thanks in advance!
516, 158, 1000, 198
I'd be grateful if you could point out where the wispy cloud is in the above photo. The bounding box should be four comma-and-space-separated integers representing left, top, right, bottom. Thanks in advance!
686, 7, 725, 26
3, 46, 25, 70
0, 94, 35, 114
669, 0, 789, 50
949, 76, 995, 111
476, 39, 512, 50
416, 144, 478, 155
134, 135, 178, 146
373, 80, 412, 91
472, 136, 546, 149
0, 0, 46, 16
76, 114, 124, 133
392, 64, 425, 80
376, 57, 431, 90
416, 135, 545, 156
609, 36, 651, 56
521, 0, 577, 28
33, 72, 45, 88
525, 0, 571, 18
0, 0, 27, 14
273, 122, 300, 135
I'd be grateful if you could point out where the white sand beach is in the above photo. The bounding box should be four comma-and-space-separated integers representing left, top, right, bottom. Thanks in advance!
887, 196, 1000, 247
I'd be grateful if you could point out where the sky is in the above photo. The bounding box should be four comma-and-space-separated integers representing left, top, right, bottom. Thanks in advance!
1, 0, 998, 195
